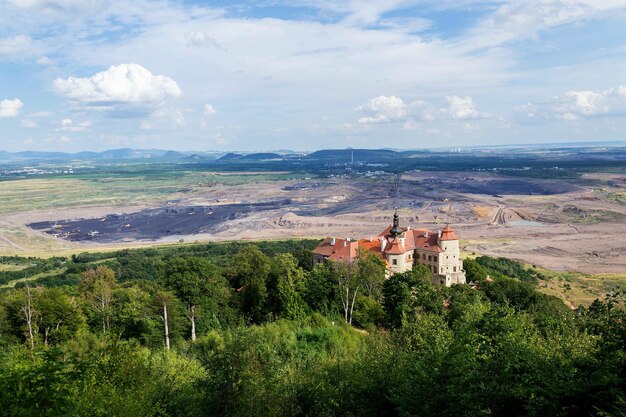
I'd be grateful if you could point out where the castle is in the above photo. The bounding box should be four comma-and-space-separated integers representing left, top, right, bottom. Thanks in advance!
312, 212, 466, 286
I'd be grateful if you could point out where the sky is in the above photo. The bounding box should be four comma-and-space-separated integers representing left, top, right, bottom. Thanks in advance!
1, 0, 626, 152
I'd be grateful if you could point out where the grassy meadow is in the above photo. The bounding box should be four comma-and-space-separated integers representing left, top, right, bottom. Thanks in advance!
0, 171, 301, 214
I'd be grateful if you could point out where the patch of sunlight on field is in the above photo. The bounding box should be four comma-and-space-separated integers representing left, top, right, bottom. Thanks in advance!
535, 267, 626, 307
606, 192, 626, 205
471, 206, 494, 219
0, 226, 70, 255
0, 177, 186, 213
0, 263, 27, 272
0, 172, 301, 214
0, 267, 67, 289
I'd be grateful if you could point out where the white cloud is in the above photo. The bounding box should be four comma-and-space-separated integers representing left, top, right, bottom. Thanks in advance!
441, 95, 483, 119
28, 111, 54, 118
53, 64, 182, 113
0, 98, 23, 118
3, 0, 626, 150
518, 85, 626, 121
185, 31, 223, 49
57, 118, 92, 132
204, 104, 217, 115
0, 35, 33, 57
379, 17, 433, 33
21, 119, 38, 128
462, 0, 626, 50
357, 94, 486, 124
36, 56, 53, 65
357, 95, 407, 124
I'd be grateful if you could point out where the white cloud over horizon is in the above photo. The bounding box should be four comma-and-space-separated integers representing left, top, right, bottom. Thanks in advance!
357, 95, 487, 125
1, 0, 626, 151
0, 99, 23, 118
518, 86, 626, 122
53, 64, 182, 114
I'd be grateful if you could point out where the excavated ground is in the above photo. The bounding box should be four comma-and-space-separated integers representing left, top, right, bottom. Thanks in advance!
5, 171, 625, 274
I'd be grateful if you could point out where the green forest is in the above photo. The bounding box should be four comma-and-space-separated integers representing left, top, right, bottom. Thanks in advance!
0, 241, 624, 417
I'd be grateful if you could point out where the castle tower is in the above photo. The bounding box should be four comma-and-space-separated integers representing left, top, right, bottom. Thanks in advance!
436, 224, 465, 285
389, 210, 402, 237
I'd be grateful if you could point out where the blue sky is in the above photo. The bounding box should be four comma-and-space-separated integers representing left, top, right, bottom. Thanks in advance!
1, 0, 626, 152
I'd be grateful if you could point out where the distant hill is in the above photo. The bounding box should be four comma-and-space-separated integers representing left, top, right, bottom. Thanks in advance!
0, 148, 181, 162
306, 148, 399, 161
239, 153, 282, 160
218, 153, 244, 161
184, 154, 206, 160
217, 152, 282, 162
163, 150, 185, 159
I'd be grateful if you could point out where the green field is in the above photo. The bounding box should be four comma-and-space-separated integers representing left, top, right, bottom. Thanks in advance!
536, 268, 626, 307
0, 171, 301, 214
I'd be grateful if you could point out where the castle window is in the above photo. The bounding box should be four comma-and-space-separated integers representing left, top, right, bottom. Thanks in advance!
428, 255, 432, 261
392, 259, 397, 265
453, 266, 457, 272
446, 255, 449, 259
434, 256, 438, 262
423, 254, 426, 260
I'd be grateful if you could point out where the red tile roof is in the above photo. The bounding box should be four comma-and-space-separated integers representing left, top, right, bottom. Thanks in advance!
314, 221, 458, 262
440, 224, 458, 241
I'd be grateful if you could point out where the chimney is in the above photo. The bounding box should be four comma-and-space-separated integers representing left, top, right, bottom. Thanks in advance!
438, 230, 441, 239
381, 239, 387, 252
330, 237, 335, 245
424, 232, 429, 238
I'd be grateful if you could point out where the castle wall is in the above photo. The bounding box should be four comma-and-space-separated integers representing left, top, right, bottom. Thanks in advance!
386, 252, 413, 274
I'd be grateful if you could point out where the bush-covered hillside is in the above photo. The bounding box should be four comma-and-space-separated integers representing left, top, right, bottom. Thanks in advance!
0, 243, 624, 417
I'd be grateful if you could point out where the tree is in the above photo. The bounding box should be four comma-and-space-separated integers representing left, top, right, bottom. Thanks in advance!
155, 291, 176, 350
270, 253, 308, 320
36, 288, 84, 346
232, 246, 271, 323
163, 257, 228, 341
80, 266, 116, 333
356, 252, 386, 299
382, 265, 442, 328
331, 260, 360, 325
23, 285, 38, 351
303, 264, 338, 314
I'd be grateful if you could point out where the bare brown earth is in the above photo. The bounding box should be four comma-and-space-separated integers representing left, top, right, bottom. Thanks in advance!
2, 171, 626, 275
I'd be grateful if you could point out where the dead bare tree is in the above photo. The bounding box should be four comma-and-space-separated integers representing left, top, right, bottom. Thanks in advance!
21, 285, 37, 351
156, 292, 174, 350
333, 261, 360, 325
80, 266, 116, 333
